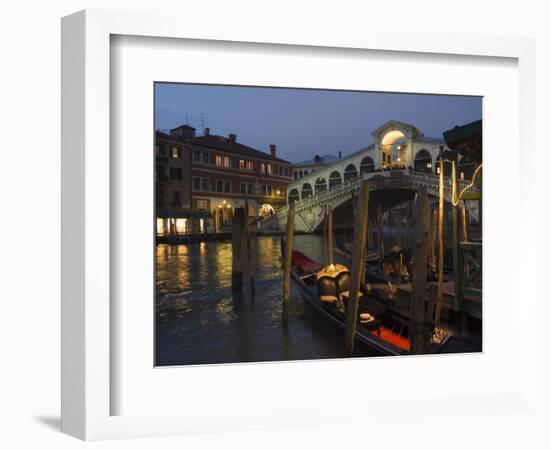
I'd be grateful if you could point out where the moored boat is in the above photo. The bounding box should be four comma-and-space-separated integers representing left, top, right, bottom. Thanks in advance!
283, 238, 415, 356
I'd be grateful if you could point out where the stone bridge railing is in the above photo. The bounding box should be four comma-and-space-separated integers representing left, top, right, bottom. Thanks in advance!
258, 169, 478, 232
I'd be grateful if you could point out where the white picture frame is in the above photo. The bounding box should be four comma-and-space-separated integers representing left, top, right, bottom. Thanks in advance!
61, 9, 537, 441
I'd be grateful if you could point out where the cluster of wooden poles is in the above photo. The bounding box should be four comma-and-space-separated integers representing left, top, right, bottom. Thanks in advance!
231, 200, 255, 295
230, 159, 471, 356
280, 158, 466, 356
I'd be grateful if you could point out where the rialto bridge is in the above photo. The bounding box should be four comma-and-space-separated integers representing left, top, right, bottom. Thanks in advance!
258, 120, 480, 233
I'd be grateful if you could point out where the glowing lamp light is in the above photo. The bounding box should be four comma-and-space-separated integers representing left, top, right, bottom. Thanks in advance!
276, 190, 281, 195
427, 162, 432, 169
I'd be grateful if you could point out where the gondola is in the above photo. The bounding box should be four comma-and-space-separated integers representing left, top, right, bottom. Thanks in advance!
282, 238, 414, 356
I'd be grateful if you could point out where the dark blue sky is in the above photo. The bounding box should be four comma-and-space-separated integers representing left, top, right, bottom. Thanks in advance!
155, 83, 482, 163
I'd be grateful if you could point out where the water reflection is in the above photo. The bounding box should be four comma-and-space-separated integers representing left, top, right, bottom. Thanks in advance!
155, 235, 371, 366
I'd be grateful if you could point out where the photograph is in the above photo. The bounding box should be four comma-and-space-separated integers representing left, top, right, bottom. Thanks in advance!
154, 83, 483, 367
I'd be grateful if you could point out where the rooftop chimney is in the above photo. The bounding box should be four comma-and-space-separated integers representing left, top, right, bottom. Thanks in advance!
228, 133, 236, 143
270, 144, 276, 158
204, 127, 210, 136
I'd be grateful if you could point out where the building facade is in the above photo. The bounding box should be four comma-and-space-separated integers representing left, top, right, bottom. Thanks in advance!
189, 128, 292, 231
155, 129, 194, 236
155, 124, 293, 236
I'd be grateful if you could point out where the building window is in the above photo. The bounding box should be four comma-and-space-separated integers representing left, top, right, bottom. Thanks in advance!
246, 161, 253, 172
202, 152, 209, 164
172, 191, 180, 205
267, 163, 272, 175
247, 183, 253, 194
171, 147, 180, 158
192, 177, 201, 191
170, 167, 182, 180
216, 179, 223, 192
260, 163, 266, 174
156, 189, 164, 204
239, 159, 246, 170
224, 181, 231, 193
223, 156, 230, 168
193, 150, 200, 162
240, 182, 247, 194
215, 155, 222, 166
202, 178, 210, 192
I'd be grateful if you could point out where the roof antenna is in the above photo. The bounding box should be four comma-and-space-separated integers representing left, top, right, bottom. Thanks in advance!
199, 112, 206, 134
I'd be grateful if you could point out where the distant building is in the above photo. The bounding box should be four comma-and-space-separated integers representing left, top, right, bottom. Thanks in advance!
155, 124, 293, 236
292, 153, 342, 180
190, 128, 292, 231
155, 128, 195, 236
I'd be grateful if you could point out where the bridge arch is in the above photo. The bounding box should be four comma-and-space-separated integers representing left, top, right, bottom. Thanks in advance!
288, 188, 300, 204
328, 170, 342, 188
314, 176, 327, 194
301, 182, 313, 199
381, 130, 406, 167
414, 149, 432, 173
359, 157, 375, 174
344, 163, 358, 182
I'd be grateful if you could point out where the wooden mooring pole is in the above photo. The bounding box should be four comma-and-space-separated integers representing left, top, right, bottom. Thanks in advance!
410, 188, 431, 355
231, 207, 246, 292
327, 206, 334, 266
282, 204, 296, 319
345, 180, 369, 356
451, 161, 466, 332
435, 157, 445, 324
322, 206, 328, 265
244, 201, 255, 294
430, 208, 438, 269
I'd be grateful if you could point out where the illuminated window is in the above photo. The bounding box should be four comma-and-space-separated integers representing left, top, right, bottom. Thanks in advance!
267, 164, 272, 175
171, 147, 180, 158
246, 161, 253, 171
223, 156, 230, 168
175, 218, 187, 234
156, 218, 165, 235
215, 155, 222, 166
260, 163, 266, 174
239, 159, 246, 170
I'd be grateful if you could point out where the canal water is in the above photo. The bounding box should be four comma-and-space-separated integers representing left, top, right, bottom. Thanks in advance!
155, 235, 375, 366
